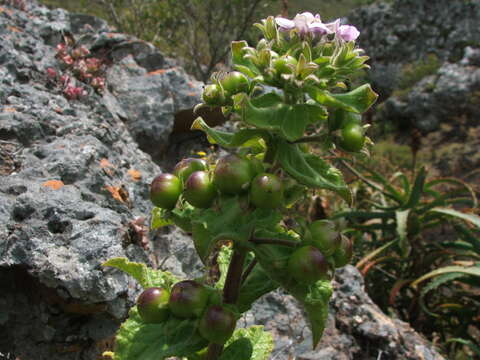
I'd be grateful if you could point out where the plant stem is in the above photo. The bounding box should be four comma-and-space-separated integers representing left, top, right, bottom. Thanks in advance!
241, 258, 257, 285
250, 237, 297, 247
206, 248, 247, 360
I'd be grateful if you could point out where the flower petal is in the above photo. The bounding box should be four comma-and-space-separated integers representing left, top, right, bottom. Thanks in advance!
275, 17, 295, 30
309, 21, 330, 35
338, 25, 360, 41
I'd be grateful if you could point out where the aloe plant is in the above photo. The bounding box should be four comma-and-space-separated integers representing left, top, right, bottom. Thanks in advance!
334, 161, 480, 356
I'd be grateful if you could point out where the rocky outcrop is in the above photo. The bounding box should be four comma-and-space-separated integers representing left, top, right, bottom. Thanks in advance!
0, 1, 445, 359
348, 0, 480, 183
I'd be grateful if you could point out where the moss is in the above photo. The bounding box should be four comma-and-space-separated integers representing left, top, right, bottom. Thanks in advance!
398, 54, 441, 90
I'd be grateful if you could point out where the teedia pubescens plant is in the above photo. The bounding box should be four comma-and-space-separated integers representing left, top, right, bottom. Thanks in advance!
102, 12, 378, 360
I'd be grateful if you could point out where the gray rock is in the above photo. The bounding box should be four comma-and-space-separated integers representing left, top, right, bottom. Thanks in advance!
247, 266, 445, 360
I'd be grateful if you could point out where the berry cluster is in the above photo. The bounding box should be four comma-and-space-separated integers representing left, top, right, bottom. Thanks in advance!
47, 41, 107, 100
150, 154, 284, 211
137, 280, 236, 345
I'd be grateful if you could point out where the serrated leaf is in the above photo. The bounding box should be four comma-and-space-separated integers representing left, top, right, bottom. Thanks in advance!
428, 207, 480, 228
215, 245, 233, 290
277, 140, 351, 203
238, 94, 326, 142
237, 262, 278, 313
114, 307, 207, 360
191, 117, 270, 150
102, 257, 178, 289
252, 242, 332, 348
303, 280, 333, 347
418, 272, 467, 316
401, 166, 426, 209
220, 326, 274, 360
412, 265, 480, 288
151, 207, 173, 230
307, 84, 378, 114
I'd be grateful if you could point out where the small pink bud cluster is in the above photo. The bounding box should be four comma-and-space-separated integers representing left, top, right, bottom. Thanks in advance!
1, 0, 27, 11
46, 68, 87, 100
52, 41, 107, 99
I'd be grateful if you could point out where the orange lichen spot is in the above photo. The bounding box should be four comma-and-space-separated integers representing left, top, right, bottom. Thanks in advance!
3, 107, 17, 112
147, 68, 168, 76
187, 92, 198, 97
127, 169, 142, 181
105, 185, 129, 203
42, 180, 65, 190
7, 25, 22, 33
100, 158, 113, 168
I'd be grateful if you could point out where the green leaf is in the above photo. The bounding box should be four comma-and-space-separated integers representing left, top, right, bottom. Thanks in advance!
303, 281, 333, 347
412, 265, 480, 288
114, 307, 207, 360
220, 326, 274, 360
252, 243, 332, 348
428, 207, 480, 228
102, 257, 178, 289
238, 94, 326, 142
277, 140, 351, 203
396, 209, 410, 258
215, 245, 233, 290
231, 40, 249, 66
418, 272, 468, 316
191, 117, 270, 150
151, 207, 173, 230
237, 262, 278, 313
401, 166, 426, 209
307, 84, 378, 114
446, 338, 480, 356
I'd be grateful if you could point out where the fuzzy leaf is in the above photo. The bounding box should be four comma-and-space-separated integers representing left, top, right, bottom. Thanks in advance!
220, 326, 274, 360
102, 257, 177, 290
238, 94, 326, 141
307, 84, 378, 114
277, 140, 351, 203
151, 207, 173, 229
114, 307, 207, 360
191, 117, 269, 150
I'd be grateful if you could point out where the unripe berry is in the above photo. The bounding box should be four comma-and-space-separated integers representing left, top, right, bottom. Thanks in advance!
250, 173, 284, 209
150, 173, 182, 209
198, 305, 236, 344
184, 171, 216, 208
307, 220, 341, 256
288, 245, 330, 284
213, 155, 255, 195
137, 287, 170, 323
174, 158, 207, 184
220, 71, 249, 95
168, 280, 209, 318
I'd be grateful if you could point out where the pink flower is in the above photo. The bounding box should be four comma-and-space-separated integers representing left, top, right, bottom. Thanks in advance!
46, 67, 57, 79
62, 55, 74, 65
325, 20, 360, 42
275, 12, 331, 36
338, 25, 360, 41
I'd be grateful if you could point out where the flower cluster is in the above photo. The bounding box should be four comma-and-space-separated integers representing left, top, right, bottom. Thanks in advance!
48, 41, 107, 100
275, 12, 359, 41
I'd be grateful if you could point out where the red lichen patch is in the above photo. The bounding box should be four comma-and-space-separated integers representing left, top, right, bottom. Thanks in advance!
100, 158, 113, 168
127, 169, 142, 181
42, 180, 65, 190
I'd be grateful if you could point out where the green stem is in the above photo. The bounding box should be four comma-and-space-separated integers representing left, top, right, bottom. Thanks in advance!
206, 248, 247, 360
250, 237, 297, 247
